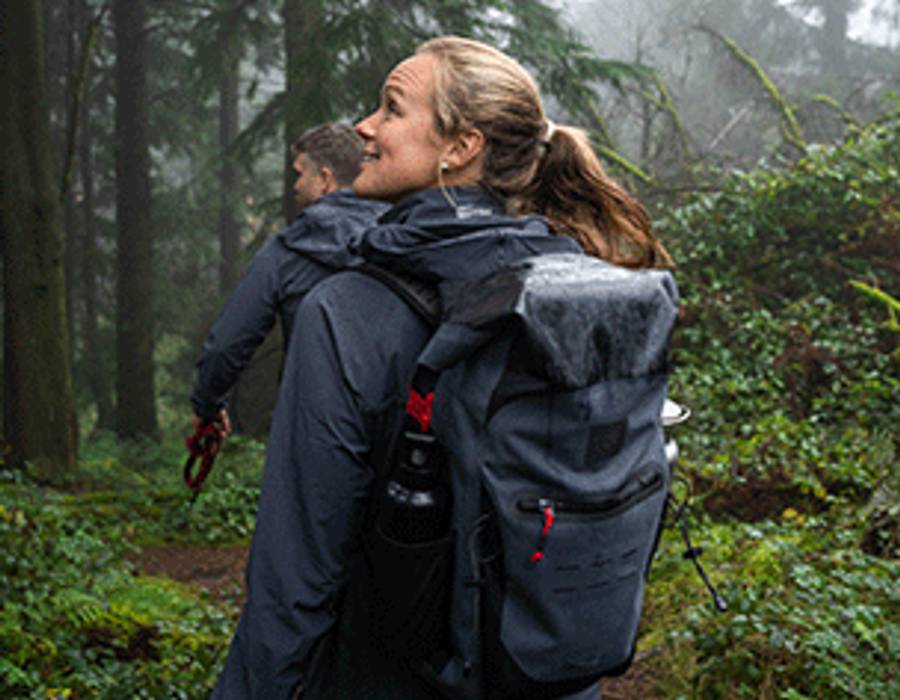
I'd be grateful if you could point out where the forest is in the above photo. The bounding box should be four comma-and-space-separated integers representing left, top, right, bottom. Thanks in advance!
1, 0, 897, 698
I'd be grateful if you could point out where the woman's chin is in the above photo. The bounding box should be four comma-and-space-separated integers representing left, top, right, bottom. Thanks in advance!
352, 174, 378, 199
353, 180, 401, 204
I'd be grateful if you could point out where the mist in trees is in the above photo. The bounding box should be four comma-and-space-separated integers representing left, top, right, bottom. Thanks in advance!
1, 0, 896, 477
567, 0, 898, 196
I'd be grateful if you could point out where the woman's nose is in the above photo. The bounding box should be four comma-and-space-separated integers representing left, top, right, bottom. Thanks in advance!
355, 112, 377, 139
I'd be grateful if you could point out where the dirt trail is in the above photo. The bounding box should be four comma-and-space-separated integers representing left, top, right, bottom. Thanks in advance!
131, 543, 248, 607
133, 543, 659, 697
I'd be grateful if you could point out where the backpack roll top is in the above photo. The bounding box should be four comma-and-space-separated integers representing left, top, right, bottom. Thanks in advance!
439, 252, 679, 388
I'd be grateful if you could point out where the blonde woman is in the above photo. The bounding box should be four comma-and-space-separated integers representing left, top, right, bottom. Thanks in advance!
212, 36, 669, 700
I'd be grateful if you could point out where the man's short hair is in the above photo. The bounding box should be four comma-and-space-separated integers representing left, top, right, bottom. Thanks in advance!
291, 123, 364, 188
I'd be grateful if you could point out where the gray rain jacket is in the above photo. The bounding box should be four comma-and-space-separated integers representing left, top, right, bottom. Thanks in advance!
190, 190, 388, 421
211, 187, 596, 700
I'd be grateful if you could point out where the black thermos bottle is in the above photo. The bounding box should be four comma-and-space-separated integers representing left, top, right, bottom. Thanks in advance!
376, 429, 451, 544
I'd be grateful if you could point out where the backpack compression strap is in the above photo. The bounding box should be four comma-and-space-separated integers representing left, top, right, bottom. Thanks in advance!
355, 262, 441, 433
355, 263, 440, 328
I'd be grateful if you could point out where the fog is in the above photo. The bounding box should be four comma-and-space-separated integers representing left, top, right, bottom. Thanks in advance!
784, 0, 900, 47
558, 0, 898, 187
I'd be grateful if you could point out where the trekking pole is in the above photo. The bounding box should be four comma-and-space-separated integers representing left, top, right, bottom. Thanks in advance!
677, 507, 728, 612
663, 400, 728, 613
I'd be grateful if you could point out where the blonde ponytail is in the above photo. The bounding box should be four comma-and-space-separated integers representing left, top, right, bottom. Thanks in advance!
418, 36, 672, 269
520, 125, 673, 269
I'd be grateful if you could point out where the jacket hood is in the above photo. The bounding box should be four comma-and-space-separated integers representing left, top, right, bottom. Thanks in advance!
360, 187, 581, 285
278, 190, 389, 269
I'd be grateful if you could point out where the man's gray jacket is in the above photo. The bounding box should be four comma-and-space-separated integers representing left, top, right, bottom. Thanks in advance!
190, 190, 388, 421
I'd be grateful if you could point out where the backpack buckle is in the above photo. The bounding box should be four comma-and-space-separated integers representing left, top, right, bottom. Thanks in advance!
406, 386, 435, 432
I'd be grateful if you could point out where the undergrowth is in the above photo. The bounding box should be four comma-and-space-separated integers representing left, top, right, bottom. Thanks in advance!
639, 115, 899, 699
0, 433, 264, 698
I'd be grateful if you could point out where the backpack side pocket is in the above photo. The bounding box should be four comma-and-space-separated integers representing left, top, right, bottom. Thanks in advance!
478, 378, 669, 699
365, 525, 454, 660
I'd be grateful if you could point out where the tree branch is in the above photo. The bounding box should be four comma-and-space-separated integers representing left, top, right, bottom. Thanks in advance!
61, 5, 109, 200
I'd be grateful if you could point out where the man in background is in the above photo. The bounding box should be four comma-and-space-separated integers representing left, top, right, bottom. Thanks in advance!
189, 122, 389, 435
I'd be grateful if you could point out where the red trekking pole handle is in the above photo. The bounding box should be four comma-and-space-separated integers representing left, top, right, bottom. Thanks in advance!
183, 422, 222, 498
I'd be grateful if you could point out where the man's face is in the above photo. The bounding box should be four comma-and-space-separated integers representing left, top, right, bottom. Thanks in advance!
292, 153, 327, 209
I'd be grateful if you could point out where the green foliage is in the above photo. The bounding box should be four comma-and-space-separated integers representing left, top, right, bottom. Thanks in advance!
684, 520, 898, 699
0, 469, 234, 699
0, 427, 264, 697
641, 115, 900, 697
662, 117, 898, 307
851, 280, 900, 332
184, 469, 262, 544
66, 431, 264, 545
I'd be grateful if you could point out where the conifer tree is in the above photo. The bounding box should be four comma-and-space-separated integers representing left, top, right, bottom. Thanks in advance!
1, 0, 79, 475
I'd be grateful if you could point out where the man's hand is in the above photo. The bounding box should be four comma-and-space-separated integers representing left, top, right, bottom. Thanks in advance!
190, 409, 232, 442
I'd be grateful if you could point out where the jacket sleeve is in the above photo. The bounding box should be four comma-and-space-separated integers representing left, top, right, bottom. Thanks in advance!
212, 271, 431, 699
190, 239, 282, 421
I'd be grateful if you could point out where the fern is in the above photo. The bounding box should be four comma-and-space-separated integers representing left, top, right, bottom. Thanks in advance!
48, 588, 106, 629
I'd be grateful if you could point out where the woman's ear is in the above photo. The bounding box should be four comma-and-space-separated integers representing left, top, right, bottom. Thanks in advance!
443, 127, 485, 172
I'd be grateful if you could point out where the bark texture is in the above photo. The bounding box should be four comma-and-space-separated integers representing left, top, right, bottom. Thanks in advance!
1, 0, 79, 475
113, 0, 158, 438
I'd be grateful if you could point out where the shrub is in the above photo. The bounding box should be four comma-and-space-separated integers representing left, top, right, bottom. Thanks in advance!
643, 115, 899, 698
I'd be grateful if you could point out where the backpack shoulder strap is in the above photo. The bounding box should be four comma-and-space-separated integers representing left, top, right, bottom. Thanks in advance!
356, 262, 441, 329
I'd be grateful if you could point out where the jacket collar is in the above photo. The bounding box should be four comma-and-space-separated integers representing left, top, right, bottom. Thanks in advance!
377, 187, 507, 229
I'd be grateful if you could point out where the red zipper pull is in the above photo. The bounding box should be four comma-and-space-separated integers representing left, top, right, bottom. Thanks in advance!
530, 500, 556, 564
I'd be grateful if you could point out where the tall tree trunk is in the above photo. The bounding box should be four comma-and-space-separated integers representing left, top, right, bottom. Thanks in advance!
818, 0, 851, 76
1, 0, 79, 476
64, 187, 78, 374
63, 0, 78, 375
282, 0, 328, 223
113, 0, 157, 439
218, 27, 241, 295
79, 49, 115, 432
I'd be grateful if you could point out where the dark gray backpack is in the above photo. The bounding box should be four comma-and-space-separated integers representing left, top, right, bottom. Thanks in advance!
364, 253, 679, 700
